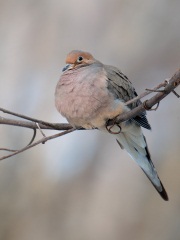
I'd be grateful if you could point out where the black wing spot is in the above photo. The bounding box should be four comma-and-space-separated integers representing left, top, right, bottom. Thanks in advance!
132, 115, 152, 130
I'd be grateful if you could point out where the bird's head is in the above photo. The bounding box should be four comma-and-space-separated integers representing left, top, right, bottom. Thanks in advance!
62, 50, 95, 72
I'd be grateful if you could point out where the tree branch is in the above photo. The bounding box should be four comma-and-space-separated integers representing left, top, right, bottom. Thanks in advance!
0, 128, 75, 161
0, 68, 179, 160
108, 68, 180, 125
0, 111, 72, 130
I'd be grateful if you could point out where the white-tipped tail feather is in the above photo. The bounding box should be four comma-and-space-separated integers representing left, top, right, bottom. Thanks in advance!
116, 123, 168, 201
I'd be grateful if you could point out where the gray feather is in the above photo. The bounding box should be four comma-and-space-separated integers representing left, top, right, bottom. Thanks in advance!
105, 65, 151, 130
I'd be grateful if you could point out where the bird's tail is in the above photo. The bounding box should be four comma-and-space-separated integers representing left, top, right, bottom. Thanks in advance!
115, 124, 168, 201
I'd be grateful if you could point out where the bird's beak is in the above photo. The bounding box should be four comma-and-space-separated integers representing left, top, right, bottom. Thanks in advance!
62, 64, 73, 72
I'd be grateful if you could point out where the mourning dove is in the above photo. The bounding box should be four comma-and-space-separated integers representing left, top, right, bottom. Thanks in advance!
55, 50, 168, 201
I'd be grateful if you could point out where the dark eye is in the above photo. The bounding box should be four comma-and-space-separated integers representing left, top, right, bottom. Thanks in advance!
77, 56, 83, 63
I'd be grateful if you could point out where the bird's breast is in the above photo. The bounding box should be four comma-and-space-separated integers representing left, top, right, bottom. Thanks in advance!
55, 67, 125, 128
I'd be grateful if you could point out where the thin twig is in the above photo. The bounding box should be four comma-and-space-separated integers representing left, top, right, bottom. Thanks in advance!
145, 89, 165, 93
0, 128, 37, 153
125, 81, 167, 106
0, 128, 75, 161
36, 122, 47, 144
0, 116, 72, 130
0, 108, 69, 129
36, 123, 46, 137
172, 90, 180, 98
0, 148, 17, 152
27, 128, 37, 146
0, 108, 49, 124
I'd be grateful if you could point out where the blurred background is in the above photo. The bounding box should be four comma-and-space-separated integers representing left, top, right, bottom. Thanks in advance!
0, 0, 180, 239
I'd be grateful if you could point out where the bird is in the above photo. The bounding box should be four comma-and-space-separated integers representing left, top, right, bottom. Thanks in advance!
55, 50, 168, 201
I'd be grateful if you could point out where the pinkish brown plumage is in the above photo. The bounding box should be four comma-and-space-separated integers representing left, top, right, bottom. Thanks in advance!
55, 50, 168, 201
55, 50, 126, 129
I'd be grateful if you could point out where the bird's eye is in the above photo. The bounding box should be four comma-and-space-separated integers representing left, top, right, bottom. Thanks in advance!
77, 56, 83, 63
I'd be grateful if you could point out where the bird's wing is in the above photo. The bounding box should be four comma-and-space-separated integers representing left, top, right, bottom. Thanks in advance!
104, 65, 151, 130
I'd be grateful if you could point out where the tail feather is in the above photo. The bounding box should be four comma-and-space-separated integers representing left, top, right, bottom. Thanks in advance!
141, 168, 168, 201
116, 125, 168, 201
143, 137, 168, 200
